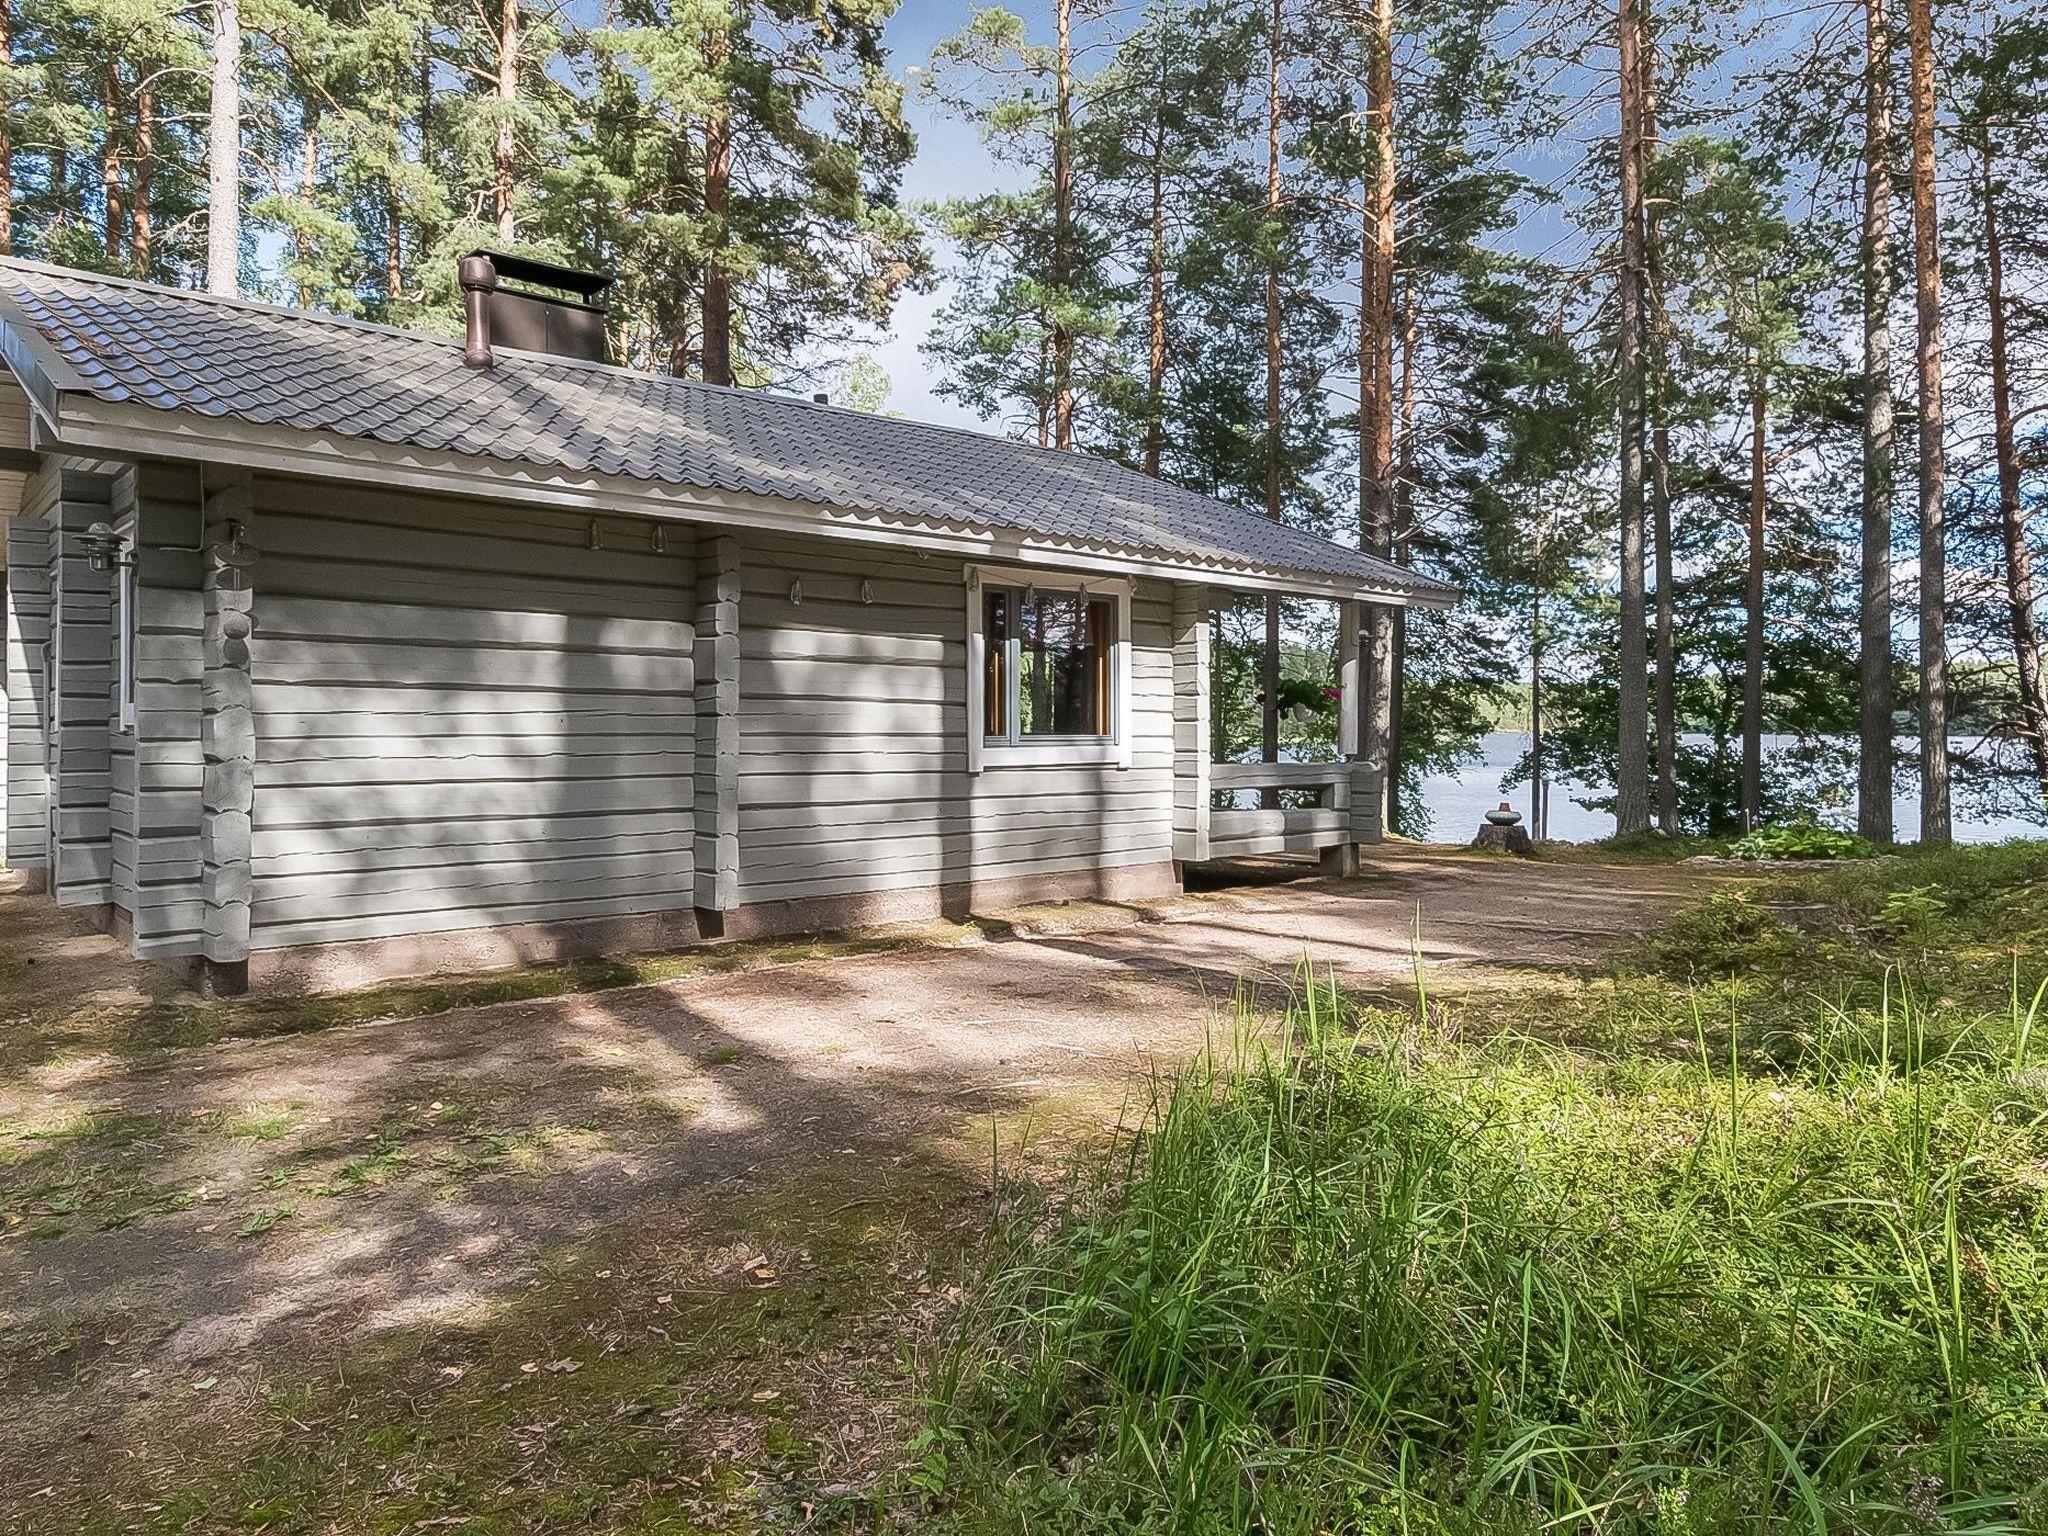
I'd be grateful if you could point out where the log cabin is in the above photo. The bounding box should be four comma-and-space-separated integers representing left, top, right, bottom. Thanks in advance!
0, 253, 1454, 992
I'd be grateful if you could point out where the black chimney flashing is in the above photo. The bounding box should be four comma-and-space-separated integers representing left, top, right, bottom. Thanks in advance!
461, 248, 617, 305
457, 250, 615, 367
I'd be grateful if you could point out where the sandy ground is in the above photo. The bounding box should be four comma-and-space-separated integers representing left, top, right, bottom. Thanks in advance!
0, 847, 1710, 1513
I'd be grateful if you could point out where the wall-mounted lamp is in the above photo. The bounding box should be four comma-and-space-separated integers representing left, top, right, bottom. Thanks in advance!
789, 577, 804, 606
80, 522, 134, 573
588, 519, 604, 551
860, 579, 875, 605
208, 518, 258, 594
651, 525, 666, 554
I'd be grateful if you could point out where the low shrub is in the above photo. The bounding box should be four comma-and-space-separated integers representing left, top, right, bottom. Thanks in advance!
1645, 887, 1801, 976
1728, 821, 1880, 862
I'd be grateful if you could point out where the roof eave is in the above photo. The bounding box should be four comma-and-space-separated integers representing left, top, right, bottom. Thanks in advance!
0, 285, 76, 435
18, 392, 1458, 609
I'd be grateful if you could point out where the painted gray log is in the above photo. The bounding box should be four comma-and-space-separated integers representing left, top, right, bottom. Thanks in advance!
733, 532, 1176, 907
244, 478, 696, 951
50, 464, 116, 907
1348, 762, 1385, 844
4, 508, 52, 874
694, 533, 741, 914
200, 474, 256, 976
1172, 583, 1211, 864
102, 461, 210, 959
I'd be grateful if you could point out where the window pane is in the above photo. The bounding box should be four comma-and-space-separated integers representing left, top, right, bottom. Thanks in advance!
983, 588, 1008, 738
1017, 591, 1111, 737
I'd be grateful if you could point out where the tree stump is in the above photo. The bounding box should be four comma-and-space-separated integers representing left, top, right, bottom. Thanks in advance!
1471, 822, 1535, 857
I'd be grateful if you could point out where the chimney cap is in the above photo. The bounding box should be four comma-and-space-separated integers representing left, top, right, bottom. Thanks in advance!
460, 248, 616, 305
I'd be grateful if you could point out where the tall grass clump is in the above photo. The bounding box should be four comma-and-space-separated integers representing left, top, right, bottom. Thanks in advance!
919, 956, 2048, 1534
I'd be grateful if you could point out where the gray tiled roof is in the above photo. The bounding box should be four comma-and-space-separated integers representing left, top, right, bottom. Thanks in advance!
0, 260, 1453, 602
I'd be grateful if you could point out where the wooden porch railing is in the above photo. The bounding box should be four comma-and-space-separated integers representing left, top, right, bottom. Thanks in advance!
1203, 761, 1383, 861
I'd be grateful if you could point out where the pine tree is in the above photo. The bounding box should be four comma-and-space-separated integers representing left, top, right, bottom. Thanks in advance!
1906, 0, 1948, 843
1614, 0, 1652, 834
1858, 0, 1897, 842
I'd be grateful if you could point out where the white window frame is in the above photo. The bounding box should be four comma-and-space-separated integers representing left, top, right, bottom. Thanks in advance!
112, 518, 137, 733
966, 564, 1132, 773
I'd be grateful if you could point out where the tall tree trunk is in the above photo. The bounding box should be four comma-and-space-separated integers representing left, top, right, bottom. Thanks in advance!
1531, 557, 1546, 838
1643, 31, 1677, 833
207, 0, 240, 296
493, 0, 520, 244
130, 78, 154, 277
701, 16, 733, 386
1, 0, 13, 256
384, 100, 404, 308
1906, 0, 1947, 844
1387, 278, 1416, 836
1614, 0, 1652, 835
1360, 0, 1398, 826
1982, 135, 2048, 807
1050, 0, 1076, 448
295, 122, 318, 307
1741, 359, 1768, 828
1143, 76, 1167, 478
1858, 0, 1896, 843
102, 55, 123, 264
1261, 0, 1284, 795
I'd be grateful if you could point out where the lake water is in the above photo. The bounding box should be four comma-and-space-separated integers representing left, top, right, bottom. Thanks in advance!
1422, 732, 2042, 845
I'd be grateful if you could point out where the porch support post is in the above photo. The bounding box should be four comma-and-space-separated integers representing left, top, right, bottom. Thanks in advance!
1322, 599, 1367, 876
1350, 600, 1386, 848
199, 471, 256, 994
1171, 583, 1211, 870
693, 533, 741, 929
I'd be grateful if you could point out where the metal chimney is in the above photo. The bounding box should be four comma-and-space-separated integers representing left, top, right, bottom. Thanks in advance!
458, 250, 616, 368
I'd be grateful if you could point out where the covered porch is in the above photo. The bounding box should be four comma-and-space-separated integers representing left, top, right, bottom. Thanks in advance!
1169, 585, 1391, 879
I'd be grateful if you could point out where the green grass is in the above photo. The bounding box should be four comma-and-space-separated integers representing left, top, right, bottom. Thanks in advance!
918, 844, 2048, 1534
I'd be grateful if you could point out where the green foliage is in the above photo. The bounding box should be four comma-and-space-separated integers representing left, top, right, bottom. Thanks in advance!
920, 856, 2048, 1534
1644, 888, 1800, 975
1726, 820, 1880, 861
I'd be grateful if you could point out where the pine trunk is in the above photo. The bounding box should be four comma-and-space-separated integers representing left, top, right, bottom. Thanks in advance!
1143, 88, 1167, 478
207, 0, 240, 296
1643, 31, 1677, 833
131, 80, 154, 277
296, 123, 318, 307
1050, 0, 1076, 448
102, 55, 123, 264
1387, 281, 1416, 837
494, 0, 520, 244
1261, 0, 1284, 795
1982, 137, 2048, 807
701, 19, 733, 386
384, 101, 404, 307
1531, 580, 1545, 838
1741, 362, 1768, 828
1359, 0, 1398, 826
1, 0, 13, 256
1906, 0, 1947, 844
1614, 0, 1651, 835
1858, 0, 1896, 842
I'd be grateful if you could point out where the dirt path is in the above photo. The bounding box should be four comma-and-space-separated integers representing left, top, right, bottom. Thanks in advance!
0, 848, 1713, 1525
